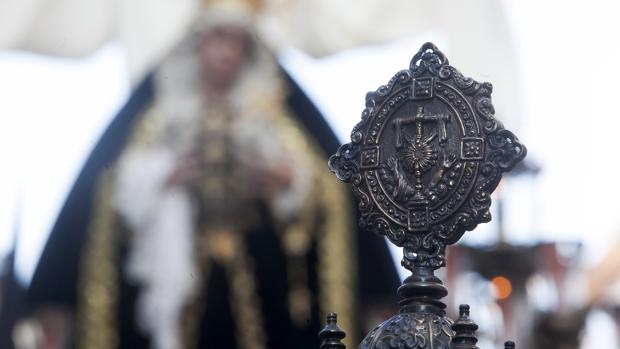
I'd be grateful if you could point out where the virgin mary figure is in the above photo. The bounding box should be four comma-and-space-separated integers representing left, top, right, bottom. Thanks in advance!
25, 1, 400, 348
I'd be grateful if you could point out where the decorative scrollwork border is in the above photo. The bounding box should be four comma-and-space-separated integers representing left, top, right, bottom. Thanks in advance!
329, 43, 526, 270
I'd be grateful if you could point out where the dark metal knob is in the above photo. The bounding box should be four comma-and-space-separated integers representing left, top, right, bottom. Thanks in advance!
450, 304, 479, 349
318, 312, 346, 349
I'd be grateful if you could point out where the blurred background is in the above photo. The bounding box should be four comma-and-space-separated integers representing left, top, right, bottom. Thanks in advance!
1, 0, 620, 348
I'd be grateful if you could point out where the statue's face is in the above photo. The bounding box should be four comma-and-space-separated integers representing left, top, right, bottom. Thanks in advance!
199, 24, 251, 91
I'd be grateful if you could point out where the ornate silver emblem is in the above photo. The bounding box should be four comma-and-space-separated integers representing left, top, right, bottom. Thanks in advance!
329, 43, 526, 272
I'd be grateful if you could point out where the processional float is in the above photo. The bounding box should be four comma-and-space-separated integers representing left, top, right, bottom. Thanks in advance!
320, 43, 526, 349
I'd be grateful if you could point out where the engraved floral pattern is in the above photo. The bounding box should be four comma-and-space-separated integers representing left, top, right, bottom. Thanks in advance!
358, 313, 454, 349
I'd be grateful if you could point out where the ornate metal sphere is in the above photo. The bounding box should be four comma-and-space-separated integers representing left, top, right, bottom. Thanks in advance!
359, 312, 454, 349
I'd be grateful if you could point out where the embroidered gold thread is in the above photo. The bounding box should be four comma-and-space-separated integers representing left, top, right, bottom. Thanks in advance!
180, 256, 211, 349
76, 105, 163, 349
281, 185, 318, 326
317, 167, 357, 347
76, 171, 119, 349
225, 233, 267, 349
262, 89, 358, 346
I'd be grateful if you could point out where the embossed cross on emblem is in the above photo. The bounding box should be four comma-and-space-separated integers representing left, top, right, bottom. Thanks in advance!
393, 106, 450, 149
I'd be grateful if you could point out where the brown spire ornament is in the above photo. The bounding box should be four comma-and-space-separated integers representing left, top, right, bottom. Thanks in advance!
324, 42, 526, 348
